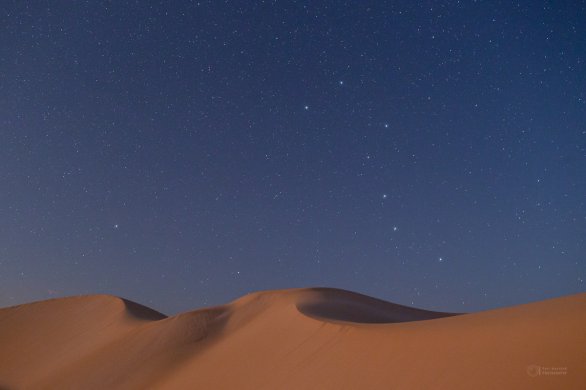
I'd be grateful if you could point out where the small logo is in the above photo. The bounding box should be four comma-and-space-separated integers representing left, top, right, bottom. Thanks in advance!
527, 365, 541, 377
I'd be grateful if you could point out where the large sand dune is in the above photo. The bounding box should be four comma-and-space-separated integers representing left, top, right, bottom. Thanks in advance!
0, 288, 584, 389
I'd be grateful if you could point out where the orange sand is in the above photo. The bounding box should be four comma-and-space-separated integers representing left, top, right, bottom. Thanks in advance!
0, 288, 584, 389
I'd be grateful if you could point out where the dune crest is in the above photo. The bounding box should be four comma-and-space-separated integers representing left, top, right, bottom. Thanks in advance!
0, 288, 584, 389
294, 287, 457, 323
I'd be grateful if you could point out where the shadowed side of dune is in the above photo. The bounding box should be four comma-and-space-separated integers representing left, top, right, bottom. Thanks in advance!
296, 288, 459, 323
121, 298, 167, 321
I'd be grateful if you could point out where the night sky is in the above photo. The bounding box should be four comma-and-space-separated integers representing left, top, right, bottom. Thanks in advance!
1, 1, 585, 315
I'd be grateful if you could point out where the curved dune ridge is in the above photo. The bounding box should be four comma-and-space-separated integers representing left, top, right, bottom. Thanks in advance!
295, 287, 457, 323
0, 288, 584, 389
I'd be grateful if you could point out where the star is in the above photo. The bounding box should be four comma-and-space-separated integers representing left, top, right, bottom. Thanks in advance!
393, 226, 398, 231
304, 105, 309, 110
114, 224, 119, 229
438, 257, 444, 262
382, 194, 388, 199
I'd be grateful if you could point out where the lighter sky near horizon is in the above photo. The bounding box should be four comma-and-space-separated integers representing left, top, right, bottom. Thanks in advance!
1, 0, 585, 314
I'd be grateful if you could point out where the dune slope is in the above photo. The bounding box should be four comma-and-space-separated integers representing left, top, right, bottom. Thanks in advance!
0, 288, 584, 389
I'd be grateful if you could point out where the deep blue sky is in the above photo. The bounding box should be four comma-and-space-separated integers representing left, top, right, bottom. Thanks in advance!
1, 1, 585, 314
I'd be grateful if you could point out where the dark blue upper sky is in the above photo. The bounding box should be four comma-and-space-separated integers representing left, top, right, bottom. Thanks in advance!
1, 0, 585, 314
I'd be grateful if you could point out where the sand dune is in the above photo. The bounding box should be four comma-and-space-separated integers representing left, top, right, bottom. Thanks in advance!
0, 288, 584, 389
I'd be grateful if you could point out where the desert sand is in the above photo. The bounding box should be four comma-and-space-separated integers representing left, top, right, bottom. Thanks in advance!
0, 287, 584, 389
